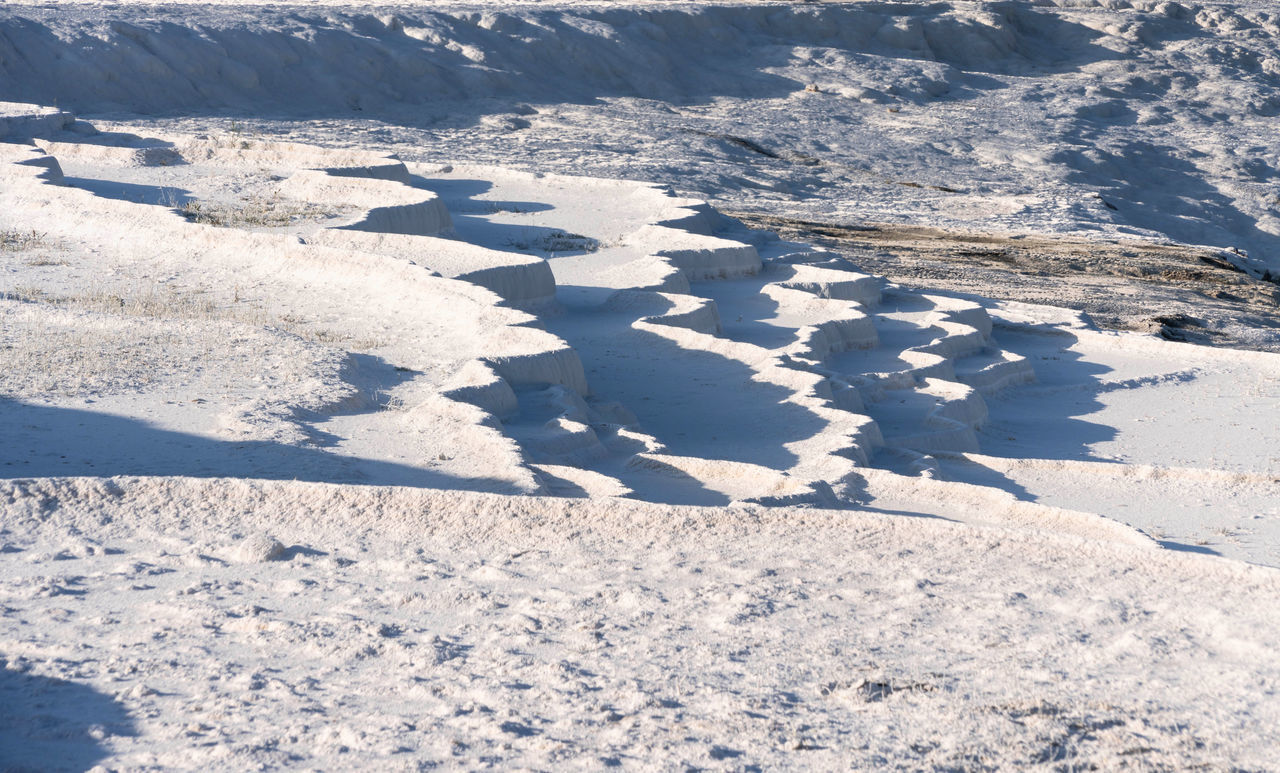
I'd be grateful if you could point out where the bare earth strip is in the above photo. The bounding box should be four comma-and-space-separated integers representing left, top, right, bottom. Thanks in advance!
734, 214, 1280, 354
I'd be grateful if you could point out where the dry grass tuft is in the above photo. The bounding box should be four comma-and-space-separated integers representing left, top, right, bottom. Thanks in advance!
23, 255, 69, 267
507, 229, 599, 253
3, 284, 219, 320
181, 195, 345, 228
0, 229, 47, 252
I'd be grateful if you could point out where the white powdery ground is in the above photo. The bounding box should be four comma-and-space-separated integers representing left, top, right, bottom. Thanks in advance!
26, 0, 1274, 274
2, 119, 1279, 771
3, 0, 1280, 767
2, 477, 1279, 771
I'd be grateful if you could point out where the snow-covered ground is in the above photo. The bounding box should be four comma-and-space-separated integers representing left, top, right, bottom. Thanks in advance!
3, 1, 1280, 769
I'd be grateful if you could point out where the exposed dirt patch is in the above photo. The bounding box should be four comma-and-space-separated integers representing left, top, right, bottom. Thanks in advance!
734, 214, 1280, 352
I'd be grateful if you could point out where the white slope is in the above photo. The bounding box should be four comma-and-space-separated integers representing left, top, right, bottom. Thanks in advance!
5, 1, 1279, 275
3, 476, 1279, 771
3, 0, 1280, 766
937, 320, 1280, 565
0, 136, 573, 495
415, 158, 1280, 562
2, 118, 1278, 553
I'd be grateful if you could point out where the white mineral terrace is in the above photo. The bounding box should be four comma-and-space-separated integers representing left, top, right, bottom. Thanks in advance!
3, 1, 1280, 768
